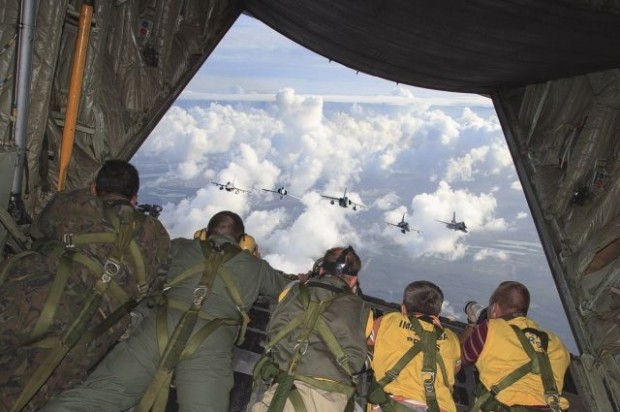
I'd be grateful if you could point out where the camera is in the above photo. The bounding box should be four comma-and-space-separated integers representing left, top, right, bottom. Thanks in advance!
136, 203, 163, 218
464, 301, 488, 324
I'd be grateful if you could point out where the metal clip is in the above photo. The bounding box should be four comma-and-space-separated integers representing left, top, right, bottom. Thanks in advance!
422, 371, 435, 393
102, 259, 121, 282
63, 233, 75, 248
193, 286, 208, 306
137, 283, 149, 296
293, 340, 309, 356
545, 393, 561, 411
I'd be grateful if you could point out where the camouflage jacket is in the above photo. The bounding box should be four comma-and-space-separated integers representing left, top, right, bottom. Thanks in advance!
0, 188, 170, 411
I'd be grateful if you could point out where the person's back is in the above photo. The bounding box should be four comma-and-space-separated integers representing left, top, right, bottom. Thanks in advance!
164, 234, 292, 344
0, 160, 170, 411
461, 281, 570, 411
42, 211, 291, 412
252, 246, 371, 412
267, 275, 369, 383
369, 281, 460, 412
477, 316, 569, 407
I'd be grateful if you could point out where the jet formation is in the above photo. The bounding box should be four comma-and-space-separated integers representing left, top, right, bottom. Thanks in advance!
211, 180, 469, 234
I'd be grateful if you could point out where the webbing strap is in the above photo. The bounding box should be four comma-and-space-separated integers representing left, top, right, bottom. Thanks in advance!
372, 317, 446, 412
287, 285, 341, 375
10, 209, 141, 412
136, 242, 239, 412
164, 262, 204, 287
511, 326, 561, 412
10, 264, 117, 412
219, 266, 250, 344
29, 254, 74, 339
472, 326, 561, 412
268, 374, 297, 412
288, 386, 308, 412
0, 250, 37, 285
262, 284, 350, 412
314, 317, 353, 377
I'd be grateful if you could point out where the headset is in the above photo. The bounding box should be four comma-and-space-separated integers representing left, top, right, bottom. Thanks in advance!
320, 246, 358, 276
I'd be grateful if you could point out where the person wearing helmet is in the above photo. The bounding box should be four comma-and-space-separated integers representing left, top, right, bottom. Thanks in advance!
252, 246, 372, 412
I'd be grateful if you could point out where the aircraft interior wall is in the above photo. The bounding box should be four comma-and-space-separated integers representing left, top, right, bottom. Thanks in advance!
494, 69, 620, 410
0, 0, 243, 217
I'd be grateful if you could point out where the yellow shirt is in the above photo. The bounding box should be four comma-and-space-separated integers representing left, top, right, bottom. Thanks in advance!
476, 317, 570, 409
371, 312, 461, 412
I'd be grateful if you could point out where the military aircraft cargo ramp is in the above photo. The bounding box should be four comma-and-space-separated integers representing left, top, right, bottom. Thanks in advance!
0, 0, 619, 410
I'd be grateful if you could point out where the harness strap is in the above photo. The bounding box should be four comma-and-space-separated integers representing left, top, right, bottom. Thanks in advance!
9, 207, 143, 412
219, 265, 251, 344
472, 326, 562, 412
135, 241, 239, 412
0, 250, 37, 284
29, 253, 74, 339
263, 283, 349, 412
370, 317, 447, 412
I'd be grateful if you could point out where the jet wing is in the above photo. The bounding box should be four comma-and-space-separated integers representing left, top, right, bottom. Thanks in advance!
234, 186, 251, 194
321, 194, 340, 201
349, 200, 365, 210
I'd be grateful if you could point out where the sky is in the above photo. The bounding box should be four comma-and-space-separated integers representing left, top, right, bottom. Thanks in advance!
132, 15, 577, 352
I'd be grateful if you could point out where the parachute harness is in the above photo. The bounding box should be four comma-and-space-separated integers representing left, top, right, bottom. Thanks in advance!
253, 281, 356, 412
135, 240, 247, 412
471, 326, 563, 412
367, 316, 448, 412
8, 205, 147, 412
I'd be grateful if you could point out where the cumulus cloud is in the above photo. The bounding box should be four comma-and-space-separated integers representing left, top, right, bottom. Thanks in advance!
511, 180, 522, 190
472, 248, 510, 261
139, 88, 509, 273
516, 212, 528, 219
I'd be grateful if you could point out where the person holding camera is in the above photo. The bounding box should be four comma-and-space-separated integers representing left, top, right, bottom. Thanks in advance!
461, 281, 571, 411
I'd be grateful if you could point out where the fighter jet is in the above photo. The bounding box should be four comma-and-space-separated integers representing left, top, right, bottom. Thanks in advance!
211, 181, 250, 194
262, 186, 299, 200
321, 188, 363, 211
387, 213, 420, 234
436, 211, 468, 233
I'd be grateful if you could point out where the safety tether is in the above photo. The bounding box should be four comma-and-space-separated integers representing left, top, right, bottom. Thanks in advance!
367, 316, 448, 412
9, 205, 145, 412
470, 326, 562, 412
135, 240, 242, 412
253, 281, 355, 412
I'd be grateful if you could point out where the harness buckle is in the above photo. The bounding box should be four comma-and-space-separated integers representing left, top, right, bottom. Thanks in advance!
193, 286, 208, 305
490, 385, 500, 396
137, 283, 149, 296
545, 392, 561, 411
293, 340, 309, 356
385, 370, 399, 382
63, 233, 75, 248
422, 371, 435, 393
102, 259, 121, 282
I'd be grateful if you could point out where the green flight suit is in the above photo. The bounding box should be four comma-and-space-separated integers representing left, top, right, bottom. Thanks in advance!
0, 189, 170, 412
253, 275, 370, 412
42, 235, 290, 412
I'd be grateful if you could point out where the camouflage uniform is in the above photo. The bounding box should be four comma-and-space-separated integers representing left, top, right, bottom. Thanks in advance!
0, 188, 170, 411
43, 235, 290, 412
